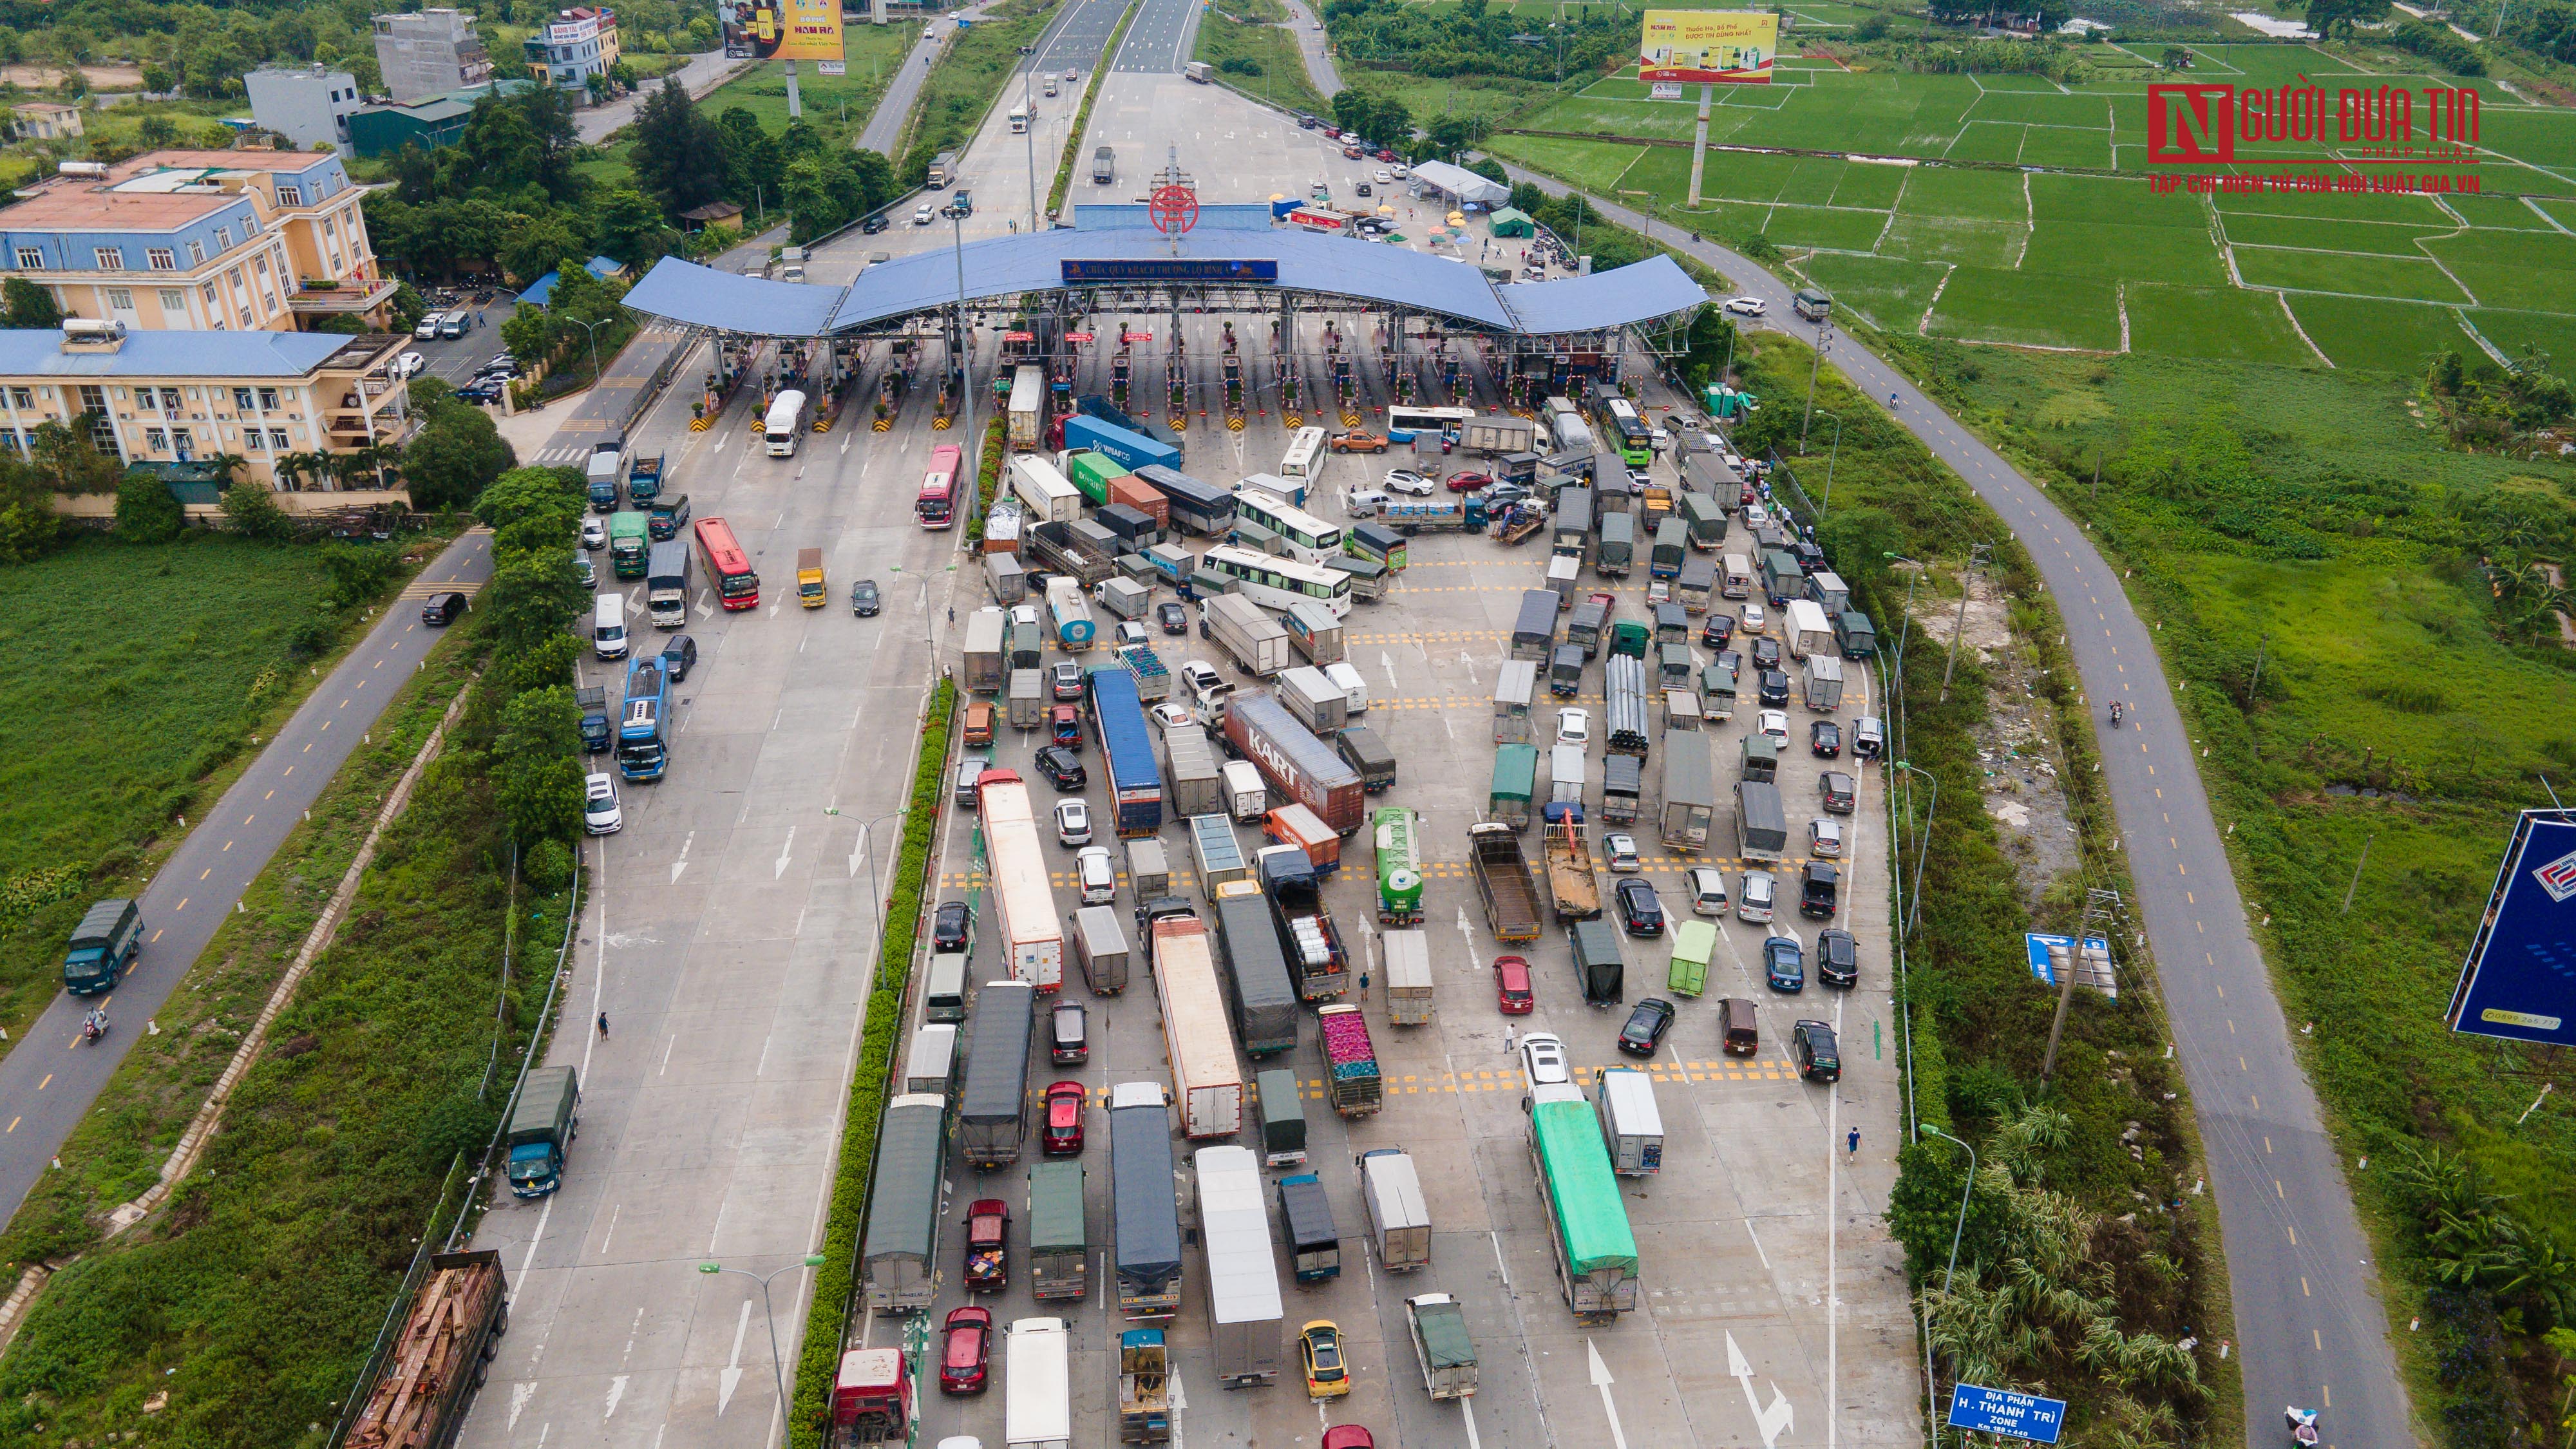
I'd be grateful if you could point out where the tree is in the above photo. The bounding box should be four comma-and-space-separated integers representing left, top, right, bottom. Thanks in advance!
140, 61, 175, 94
403, 401, 518, 511
3, 276, 63, 330
2307, 0, 2385, 36
718, 107, 782, 212
319, 543, 401, 609
0, 454, 64, 564
592, 187, 680, 269
30, 419, 121, 493
480, 553, 590, 656
629, 78, 730, 216
495, 687, 586, 842
114, 469, 185, 542
219, 479, 296, 540
475, 465, 587, 535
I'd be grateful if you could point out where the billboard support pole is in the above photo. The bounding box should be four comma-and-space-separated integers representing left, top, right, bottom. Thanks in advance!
785, 58, 802, 119
1687, 84, 1712, 209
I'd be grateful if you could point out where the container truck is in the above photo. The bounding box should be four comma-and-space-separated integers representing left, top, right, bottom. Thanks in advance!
1028, 1160, 1088, 1302
1529, 1083, 1642, 1321
1597, 1067, 1665, 1176
960, 980, 1035, 1169
1119, 1331, 1171, 1443
1088, 668, 1164, 835
1110, 472, 1171, 529
1283, 600, 1345, 665
1065, 448, 1128, 506
1803, 654, 1845, 712
1126, 838, 1171, 902
965, 608, 1009, 693
1543, 801, 1603, 922
1736, 779, 1788, 862
1011, 455, 1083, 525
980, 772, 1066, 987
61, 898, 141, 995
1510, 589, 1558, 661
1264, 802, 1342, 875
505, 1065, 579, 1197
1383, 928, 1434, 1025
1209, 889, 1300, 1057
1278, 1172, 1341, 1282
1150, 904, 1244, 1138
1786, 597, 1836, 659
1189, 813, 1253, 896
1045, 575, 1098, 651
1405, 1294, 1479, 1399
625, 450, 664, 505
1066, 413, 1184, 474
1166, 732, 1224, 820
1009, 365, 1046, 450
1276, 667, 1347, 738
1071, 905, 1132, 994
1660, 742, 1717, 851
1255, 1068, 1308, 1167
1258, 846, 1349, 1000
861, 1093, 949, 1311
1110, 1082, 1184, 1319
645, 540, 691, 629
609, 510, 650, 578
1005, 1317, 1072, 1449
1359, 1148, 1432, 1271
1468, 823, 1544, 943
1196, 1145, 1285, 1387
1224, 694, 1363, 835
1199, 593, 1292, 676
344, 1249, 509, 1449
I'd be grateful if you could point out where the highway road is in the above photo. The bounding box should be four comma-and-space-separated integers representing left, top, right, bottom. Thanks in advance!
1110, 0, 1204, 74
577, 51, 746, 144
0, 530, 494, 1229
1274, 0, 1344, 96
1501, 164, 2409, 1446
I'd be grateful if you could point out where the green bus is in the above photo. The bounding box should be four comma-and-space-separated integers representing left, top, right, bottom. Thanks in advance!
607, 510, 650, 579
1372, 806, 1423, 925
1528, 1084, 1639, 1321
1595, 393, 1653, 468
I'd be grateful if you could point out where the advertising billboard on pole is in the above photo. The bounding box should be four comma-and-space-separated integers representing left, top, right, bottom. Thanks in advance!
2447, 809, 2576, 1050
721, 0, 845, 61
1638, 10, 1777, 84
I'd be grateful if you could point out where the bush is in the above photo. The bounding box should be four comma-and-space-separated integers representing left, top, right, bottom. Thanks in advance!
113, 470, 185, 544
524, 836, 574, 892
218, 482, 296, 542
320, 543, 401, 611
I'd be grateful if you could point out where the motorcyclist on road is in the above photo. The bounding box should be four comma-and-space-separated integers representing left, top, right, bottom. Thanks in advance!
2287, 1408, 2320, 1447
2110, 701, 2124, 728
81, 1005, 106, 1041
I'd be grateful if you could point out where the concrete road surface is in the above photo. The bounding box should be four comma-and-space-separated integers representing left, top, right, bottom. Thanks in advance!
0, 531, 495, 1229
1112, 0, 1205, 73
1499, 163, 2411, 1447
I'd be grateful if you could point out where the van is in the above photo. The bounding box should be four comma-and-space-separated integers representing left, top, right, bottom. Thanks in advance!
963, 699, 996, 748
954, 751, 992, 808
1719, 997, 1759, 1056
923, 952, 969, 1023
439, 312, 471, 339
1323, 661, 1368, 713
592, 594, 628, 659
906, 1023, 960, 1097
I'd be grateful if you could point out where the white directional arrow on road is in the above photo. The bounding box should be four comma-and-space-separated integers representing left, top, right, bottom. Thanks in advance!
774, 826, 795, 879
670, 829, 694, 884
1459, 650, 1481, 685
1587, 1339, 1629, 1449
717, 1298, 752, 1414
1454, 905, 1482, 974
1726, 1331, 1797, 1448
1380, 649, 1400, 697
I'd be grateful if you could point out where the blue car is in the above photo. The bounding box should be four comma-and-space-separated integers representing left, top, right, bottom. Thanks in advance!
1763, 936, 1804, 992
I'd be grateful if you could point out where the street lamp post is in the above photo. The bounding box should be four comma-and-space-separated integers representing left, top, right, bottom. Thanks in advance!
570, 313, 614, 390
1937, 542, 1993, 705
1890, 760, 1938, 938
1024, 69, 1041, 234
698, 1253, 828, 1446
1917, 1121, 1978, 1449
853, 808, 911, 944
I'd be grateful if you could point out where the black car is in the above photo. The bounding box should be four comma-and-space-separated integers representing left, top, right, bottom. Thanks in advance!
1792, 540, 1826, 574
1355, 181, 1374, 198
1296, 112, 1320, 128
1799, 861, 1839, 920
1050, 661, 1086, 701
1050, 1001, 1089, 1064
1036, 744, 1087, 790
1810, 720, 1841, 758
1764, 935, 1804, 991
1750, 636, 1783, 672
1758, 669, 1792, 708
1816, 928, 1859, 988
851, 578, 882, 616
1714, 649, 1742, 679
931, 899, 972, 953
1819, 770, 1857, 814
1613, 877, 1665, 937
1701, 612, 1735, 649
456, 379, 503, 404
659, 633, 699, 681
1794, 1018, 1841, 1081
862, 213, 891, 234
1616, 996, 1676, 1057
421, 591, 469, 625
1157, 601, 1188, 635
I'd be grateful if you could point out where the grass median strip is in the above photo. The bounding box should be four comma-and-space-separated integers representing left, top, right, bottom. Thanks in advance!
902, 0, 1056, 184
1048, 0, 1141, 218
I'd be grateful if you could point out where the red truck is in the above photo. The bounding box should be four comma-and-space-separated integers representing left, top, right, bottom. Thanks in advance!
1225, 694, 1363, 836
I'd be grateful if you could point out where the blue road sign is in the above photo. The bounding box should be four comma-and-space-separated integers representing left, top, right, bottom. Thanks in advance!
1947, 1383, 2067, 1443
2448, 810, 2576, 1049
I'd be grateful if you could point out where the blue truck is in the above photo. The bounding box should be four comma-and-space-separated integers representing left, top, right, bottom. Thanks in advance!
626, 451, 665, 506
62, 898, 141, 996
1086, 667, 1164, 837
576, 685, 612, 753
1065, 414, 1183, 475
618, 657, 669, 781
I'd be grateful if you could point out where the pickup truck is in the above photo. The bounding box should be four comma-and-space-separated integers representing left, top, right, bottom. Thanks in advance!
1468, 823, 1543, 944
576, 685, 612, 753
1542, 800, 1604, 922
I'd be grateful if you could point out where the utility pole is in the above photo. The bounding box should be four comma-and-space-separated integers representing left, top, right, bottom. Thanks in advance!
2340, 833, 2375, 914
1024, 70, 1041, 234
1800, 315, 1833, 452
2248, 630, 2270, 703
2040, 888, 2123, 1086
1937, 542, 1992, 705
1814, 408, 1842, 515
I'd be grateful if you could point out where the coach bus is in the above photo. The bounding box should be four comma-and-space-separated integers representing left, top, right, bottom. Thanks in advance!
1229, 488, 1343, 567
694, 516, 759, 611
1386, 404, 1471, 442
1199, 544, 1354, 618
916, 443, 962, 529
1595, 395, 1653, 467
1278, 426, 1328, 492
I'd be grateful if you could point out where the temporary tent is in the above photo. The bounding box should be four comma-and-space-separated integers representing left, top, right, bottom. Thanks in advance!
1489, 206, 1536, 237
1410, 158, 1510, 207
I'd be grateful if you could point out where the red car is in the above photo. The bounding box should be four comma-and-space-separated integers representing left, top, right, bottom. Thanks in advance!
1050, 705, 1081, 750
1323, 1428, 1376, 1449
939, 1305, 993, 1394
1444, 471, 1491, 493
1042, 1080, 1087, 1156
1376, 147, 1397, 162
1494, 954, 1535, 1014
964, 1198, 1010, 1292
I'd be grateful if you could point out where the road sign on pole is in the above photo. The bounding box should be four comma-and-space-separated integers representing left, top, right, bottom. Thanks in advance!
2448, 809, 2576, 1048
1947, 1383, 2067, 1443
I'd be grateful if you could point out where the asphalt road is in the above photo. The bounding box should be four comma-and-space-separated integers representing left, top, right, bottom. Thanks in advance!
1111, 0, 1204, 73
1501, 166, 2407, 1446
1274, 0, 1344, 95
577, 52, 746, 144
857, 12, 967, 157
0, 530, 495, 1230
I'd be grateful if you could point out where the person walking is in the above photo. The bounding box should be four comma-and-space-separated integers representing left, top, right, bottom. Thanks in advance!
598, 1010, 611, 1039
1846, 1127, 1859, 1159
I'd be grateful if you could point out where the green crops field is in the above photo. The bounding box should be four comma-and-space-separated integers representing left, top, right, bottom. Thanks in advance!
1490, 42, 2576, 372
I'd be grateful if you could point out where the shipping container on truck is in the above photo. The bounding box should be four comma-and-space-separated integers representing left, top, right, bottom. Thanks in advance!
1530, 1083, 1641, 1320
1005, 1317, 1073, 1449
1086, 668, 1164, 835
1468, 823, 1544, 943
1189, 812, 1253, 898
1597, 1067, 1665, 1176
1110, 1082, 1184, 1319
1210, 888, 1300, 1057
1359, 1147, 1432, 1271
1165, 732, 1224, 820
1133, 463, 1235, 537
1264, 801, 1341, 875
1383, 928, 1434, 1025
1736, 779, 1788, 862
1108, 475, 1172, 533
1009, 365, 1046, 450
1275, 667, 1347, 738
1277, 1171, 1341, 1282
980, 773, 1066, 986
964, 607, 1009, 694
1070, 905, 1132, 994
1282, 600, 1345, 665
1257, 846, 1349, 1001
1195, 1146, 1285, 1387
344, 1248, 510, 1448
1224, 693, 1364, 835
861, 1094, 949, 1311
1199, 593, 1293, 677
1012, 455, 1083, 525
1065, 448, 1128, 506
1066, 413, 1184, 475
1149, 904, 1245, 1138
960, 981, 1035, 1169
1660, 737, 1717, 850
1371, 806, 1425, 924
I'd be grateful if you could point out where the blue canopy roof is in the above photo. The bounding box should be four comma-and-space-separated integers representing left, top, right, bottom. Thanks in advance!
520, 255, 624, 309
620, 228, 1704, 339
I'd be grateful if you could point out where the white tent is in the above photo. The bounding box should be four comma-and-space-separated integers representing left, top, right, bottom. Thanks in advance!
1411, 159, 1510, 207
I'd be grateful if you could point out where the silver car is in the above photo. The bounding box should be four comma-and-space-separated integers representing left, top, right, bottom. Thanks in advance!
1519, 1031, 1571, 1092
1738, 869, 1776, 924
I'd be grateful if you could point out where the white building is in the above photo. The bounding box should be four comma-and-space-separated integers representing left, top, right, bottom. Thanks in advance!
245, 65, 366, 152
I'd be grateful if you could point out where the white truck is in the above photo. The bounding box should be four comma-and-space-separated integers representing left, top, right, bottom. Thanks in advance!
1196, 1145, 1284, 1387
1199, 594, 1292, 677
1359, 1147, 1432, 1271
1005, 1316, 1072, 1449
1382, 929, 1434, 1026
1596, 1066, 1665, 1177
1220, 760, 1267, 822
763, 390, 810, 457
1785, 597, 1836, 661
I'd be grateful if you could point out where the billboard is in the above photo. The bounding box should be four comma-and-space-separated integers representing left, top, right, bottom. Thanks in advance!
2447, 810, 2576, 1049
1639, 10, 1777, 84
720, 0, 844, 61
1061, 258, 1280, 285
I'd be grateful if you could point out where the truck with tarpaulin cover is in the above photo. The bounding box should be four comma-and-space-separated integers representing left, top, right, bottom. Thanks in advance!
1089, 668, 1165, 835
1209, 888, 1300, 1057
62, 898, 140, 995
1406, 1293, 1478, 1399
1110, 1082, 1184, 1319
1028, 1159, 1088, 1302
506, 1065, 579, 1197
608, 510, 649, 578
960, 981, 1035, 1169
1529, 1083, 1641, 1321
1278, 1171, 1340, 1282
646, 540, 691, 629
1372, 806, 1425, 923
862, 1093, 949, 1311
1133, 462, 1235, 537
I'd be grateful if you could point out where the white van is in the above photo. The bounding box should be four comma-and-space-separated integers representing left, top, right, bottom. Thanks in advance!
592, 594, 629, 660
1323, 661, 1368, 714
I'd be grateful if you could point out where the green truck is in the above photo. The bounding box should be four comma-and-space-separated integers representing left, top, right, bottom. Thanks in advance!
63, 897, 141, 996
608, 511, 650, 579
506, 1065, 580, 1198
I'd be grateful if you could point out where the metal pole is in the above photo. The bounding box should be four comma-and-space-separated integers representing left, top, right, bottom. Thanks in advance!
1918, 1123, 1977, 1297
1815, 410, 1842, 515
1025, 70, 1040, 233
1937, 543, 1991, 705
1891, 761, 1937, 938
1801, 317, 1831, 452
2340, 832, 2374, 915
700, 1256, 824, 1446
2248, 630, 2269, 703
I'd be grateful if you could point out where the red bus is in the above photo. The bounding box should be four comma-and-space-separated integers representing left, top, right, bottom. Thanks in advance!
693, 516, 759, 611
916, 444, 962, 529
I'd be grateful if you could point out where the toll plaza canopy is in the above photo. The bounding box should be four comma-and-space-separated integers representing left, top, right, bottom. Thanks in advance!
619, 227, 1706, 339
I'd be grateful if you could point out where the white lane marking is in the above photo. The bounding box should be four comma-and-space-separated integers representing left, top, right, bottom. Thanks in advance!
1725, 1332, 1797, 1448
775, 826, 796, 878
603, 1374, 629, 1420
670, 830, 694, 883
717, 1299, 752, 1415
1587, 1339, 1629, 1449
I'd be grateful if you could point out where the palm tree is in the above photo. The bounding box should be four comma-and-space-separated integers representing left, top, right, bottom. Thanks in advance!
273, 450, 331, 492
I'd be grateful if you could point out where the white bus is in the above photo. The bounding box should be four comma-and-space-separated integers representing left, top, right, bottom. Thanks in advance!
1278, 426, 1328, 491
1229, 489, 1342, 567
1387, 403, 1472, 439
1200, 544, 1354, 619
763, 390, 810, 457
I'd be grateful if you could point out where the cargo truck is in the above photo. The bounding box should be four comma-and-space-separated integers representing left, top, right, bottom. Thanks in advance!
1208, 887, 1299, 1057
1071, 905, 1132, 994
1359, 1147, 1432, 1271
1256, 846, 1348, 1001
1110, 1082, 1184, 1319
1835, 610, 1879, 658
1283, 600, 1345, 665
1005, 1317, 1072, 1449
344, 1249, 509, 1449
1660, 742, 1717, 851
1571, 918, 1625, 1005
645, 540, 691, 629
1278, 1172, 1340, 1282
1093, 146, 1118, 184
1602, 753, 1643, 826
1134, 462, 1235, 537
1376, 929, 1434, 1027
1097, 576, 1151, 623
1543, 801, 1603, 923
506, 1065, 579, 1197
1166, 733, 1224, 820
1119, 1330, 1171, 1443
1189, 812, 1253, 898
1510, 589, 1558, 661
1009, 364, 1045, 450
1276, 667, 1347, 738
1463, 413, 1539, 455
1255, 1068, 1308, 1167
1089, 668, 1164, 835
62, 897, 140, 995
1028, 1160, 1088, 1302
1552, 488, 1594, 559
647, 492, 689, 540
1736, 779, 1788, 862
1025, 520, 1115, 587
1117, 643, 1171, 702
1596, 512, 1635, 578
1597, 1067, 1665, 1176
1529, 1083, 1642, 1321
1199, 593, 1292, 676
1405, 1294, 1479, 1399
1803, 654, 1844, 712
862, 1093, 949, 1311
1605, 654, 1652, 759
1150, 904, 1244, 1138
1224, 694, 1364, 835
965, 608, 1009, 694
1197, 1145, 1285, 1387
1371, 495, 1489, 535
1317, 1002, 1381, 1116
980, 772, 1066, 987
1220, 760, 1267, 822
585, 440, 622, 511
576, 685, 612, 752
1650, 516, 1689, 580
1786, 598, 1835, 660
625, 450, 664, 505
1336, 725, 1396, 793
1468, 822, 1544, 943
960, 981, 1036, 1168
831, 1350, 914, 1443
609, 509, 650, 578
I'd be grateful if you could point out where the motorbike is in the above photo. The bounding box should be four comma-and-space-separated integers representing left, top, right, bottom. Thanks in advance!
2110, 702, 2123, 729
2286, 1408, 2319, 1448
80, 1009, 107, 1045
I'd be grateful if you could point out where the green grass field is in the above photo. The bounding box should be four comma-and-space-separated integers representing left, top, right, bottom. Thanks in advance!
1196, 3, 1331, 119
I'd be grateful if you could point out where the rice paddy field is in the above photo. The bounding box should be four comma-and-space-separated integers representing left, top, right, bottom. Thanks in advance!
1488, 42, 2576, 370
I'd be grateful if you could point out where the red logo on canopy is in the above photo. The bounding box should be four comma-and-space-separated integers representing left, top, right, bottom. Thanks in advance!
1150, 185, 1199, 236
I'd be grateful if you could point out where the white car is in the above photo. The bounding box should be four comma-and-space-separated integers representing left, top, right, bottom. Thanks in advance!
1811, 817, 1846, 858
1115, 620, 1151, 648
1756, 709, 1790, 744
914, 204, 937, 224
1519, 1031, 1571, 1092
1738, 869, 1776, 924
1741, 601, 1768, 634
1148, 702, 1197, 737
1383, 468, 1435, 496
1066, 66, 1079, 80
580, 517, 607, 550
393, 350, 425, 379
1374, 168, 1393, 183
1390, 164, 1410, 179
1723, 295, 1768, 317
1075, 845, 1117, 905
582, 773, 623, 835
1055, 798, 1093, 847
1686, 866, 1730, 916
1556, 707, 1590, 746
1603, 832, 1641, 873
